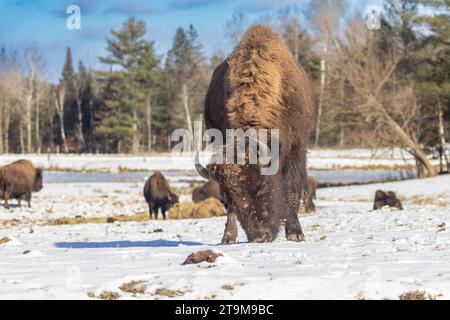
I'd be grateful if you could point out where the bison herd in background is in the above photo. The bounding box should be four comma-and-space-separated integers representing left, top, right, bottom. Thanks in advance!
0, 25, 404, 244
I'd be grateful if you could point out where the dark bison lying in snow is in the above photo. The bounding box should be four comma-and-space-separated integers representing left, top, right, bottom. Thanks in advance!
373, 190, 403, 210
192, 181, 225, 204
143, 171, 179, 220
0, 160, 43, 209
195, 25, 314, 243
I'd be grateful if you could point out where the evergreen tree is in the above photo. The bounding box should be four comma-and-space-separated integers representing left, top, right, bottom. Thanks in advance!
165, 24, 205, 136
98, 17, 160, 153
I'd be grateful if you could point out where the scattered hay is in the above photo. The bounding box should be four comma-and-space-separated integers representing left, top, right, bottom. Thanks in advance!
400, 290, 442, 300
169, 198, 225, 220
119, 280, 147, 294
46, 213, 149, 226
221, 284, 234, 291
437, 223, 446, 232
405, 195, 449, 207
319, 235, 327, 241
183, 250, 223, 265
399, 290, 427, 300
154, 288, 185, 298
0, 236, 11, 244
98, 291, 121, 300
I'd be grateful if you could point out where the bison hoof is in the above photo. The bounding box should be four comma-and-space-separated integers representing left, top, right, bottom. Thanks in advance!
286, 231, 305, 242
221, 232, 237, 245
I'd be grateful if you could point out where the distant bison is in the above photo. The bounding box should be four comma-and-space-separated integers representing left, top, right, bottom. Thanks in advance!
192, 181, 225, 204
143, 171, 179, 220
373, 190, 403, 210
0, 160, 43, 209
304, 176, 317, 213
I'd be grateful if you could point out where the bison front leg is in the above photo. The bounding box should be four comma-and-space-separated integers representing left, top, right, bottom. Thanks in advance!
285, 191, 305, 242
221, 209, 238, 245
3, 191, 11, 210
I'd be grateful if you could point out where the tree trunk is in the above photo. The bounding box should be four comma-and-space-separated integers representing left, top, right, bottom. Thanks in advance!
19, 117, 24, 154
54, 88, 68, 153
35, 98, 40, 154
74, 89, 86, 152
383, 109, 436, 177
4, 110, 10, 153
88, 99, 96, 153
0, 106, 3, 154
25, 96, 32, 153
181, 83, 193, 138
146, 94, 152, 153
315, 59, 326, 147
437, 102, 449, 172
132, 109, 140, 154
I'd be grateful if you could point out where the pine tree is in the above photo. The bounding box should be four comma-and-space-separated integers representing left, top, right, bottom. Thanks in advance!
60, 47, 78, 149
98, 18, 160, 153
166, 24, 205, 137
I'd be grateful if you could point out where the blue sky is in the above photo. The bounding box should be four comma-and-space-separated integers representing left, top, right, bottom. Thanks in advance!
0, 0, 384, 82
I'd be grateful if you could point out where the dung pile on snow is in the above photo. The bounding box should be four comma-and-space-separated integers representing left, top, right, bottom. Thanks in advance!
182, 250, 223, 265
0, 237, 12, 245
169, 198, 225, 219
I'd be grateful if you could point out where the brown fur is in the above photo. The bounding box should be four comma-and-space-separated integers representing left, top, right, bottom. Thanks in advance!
202, 25, 314, 243
143, 171, 179, 220
373, 190, 403, 210
192, 181, 224, 204
0, 160, 43, 209
304, 176, 317, 213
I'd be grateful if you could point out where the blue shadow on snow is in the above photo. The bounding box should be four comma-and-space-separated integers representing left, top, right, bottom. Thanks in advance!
54, 239, 203, 249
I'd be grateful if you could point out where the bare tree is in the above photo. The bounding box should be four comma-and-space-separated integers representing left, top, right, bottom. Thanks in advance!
334, 19, 436, 177
54, 85, 68, 153
308, 0, 348, 146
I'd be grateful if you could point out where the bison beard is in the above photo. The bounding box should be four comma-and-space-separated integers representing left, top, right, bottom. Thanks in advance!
196, 25, 314, 243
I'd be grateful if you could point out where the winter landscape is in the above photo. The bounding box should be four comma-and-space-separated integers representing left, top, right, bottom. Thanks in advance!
1, 151, 449, 300
0, 0, 449, 302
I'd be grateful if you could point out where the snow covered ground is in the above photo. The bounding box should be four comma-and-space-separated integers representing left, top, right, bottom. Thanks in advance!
0, 148, 434, 172
0, 174, 449, 300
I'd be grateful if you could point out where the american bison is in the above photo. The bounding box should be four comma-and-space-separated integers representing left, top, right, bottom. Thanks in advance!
0, 160, 43, 209
373, 190, 403, 210
304, 176, 317, 213
195, 25, 314, 243
192, 181, 225, 204
143, 171, 179, 220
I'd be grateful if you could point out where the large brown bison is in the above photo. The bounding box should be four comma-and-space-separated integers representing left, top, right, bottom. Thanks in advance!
0, 160, 43, 209
373, 190, 403, 210
143, 171, 179, 220
192, 181, 225, 204
195, 25, 314, 243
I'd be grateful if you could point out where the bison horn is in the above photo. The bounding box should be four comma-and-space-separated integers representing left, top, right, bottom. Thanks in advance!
195, 151, 210, 180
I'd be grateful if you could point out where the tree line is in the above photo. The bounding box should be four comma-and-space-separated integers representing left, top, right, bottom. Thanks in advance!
0, 0, 448, 176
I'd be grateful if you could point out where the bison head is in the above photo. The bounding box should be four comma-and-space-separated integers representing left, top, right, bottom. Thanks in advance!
195, 149, 284, 242
169, 192, 179, 207
33, 168, 43, 192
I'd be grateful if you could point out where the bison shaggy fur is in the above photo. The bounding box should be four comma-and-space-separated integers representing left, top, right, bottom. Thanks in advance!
0, 159, 43, 209
143, 171, 179, 220
197, 25, 314, 243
